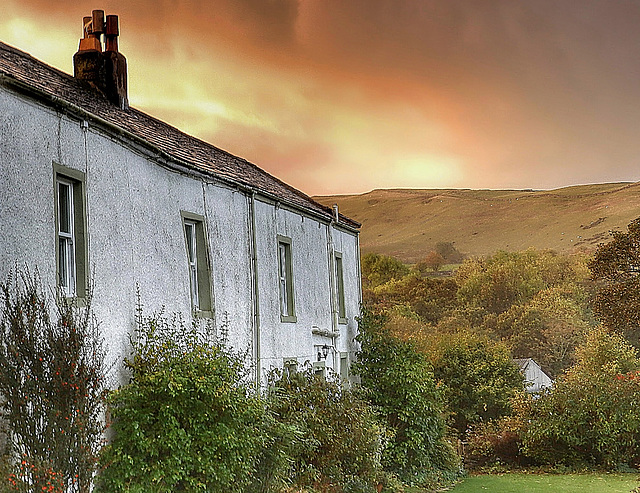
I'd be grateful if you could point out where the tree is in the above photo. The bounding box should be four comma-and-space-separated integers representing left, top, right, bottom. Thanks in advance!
418, 251, 446, 273
435, 242, 464, 264
371, 275, 459, 325
521, 326, 640, 468
426, 331, 525, 437
495, 285, 589, 376
0, 270, 107, 493
361, 253, 409, 289
353, 308, 460, 485
589, 217, 640, 346
456, 249, 589, 318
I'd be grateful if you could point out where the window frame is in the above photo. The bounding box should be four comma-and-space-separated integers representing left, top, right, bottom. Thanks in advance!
54, 164, 88, 301
277, 235, 296, 323
181, 212, 213, 317
334, 252, 347, 324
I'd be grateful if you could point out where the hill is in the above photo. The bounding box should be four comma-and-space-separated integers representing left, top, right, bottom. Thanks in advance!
315, 182, 640, 263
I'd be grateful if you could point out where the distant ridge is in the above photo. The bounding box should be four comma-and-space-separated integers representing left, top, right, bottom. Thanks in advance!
315, 182, 640, 263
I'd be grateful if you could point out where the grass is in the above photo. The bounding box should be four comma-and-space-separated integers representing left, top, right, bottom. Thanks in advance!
449, 473, 639, 493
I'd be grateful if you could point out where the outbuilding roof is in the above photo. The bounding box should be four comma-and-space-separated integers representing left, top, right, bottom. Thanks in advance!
0, 40, 359, 230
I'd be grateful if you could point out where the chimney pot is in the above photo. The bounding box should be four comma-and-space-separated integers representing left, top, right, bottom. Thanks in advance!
92, 10, 105, 35
105, 15, 119, 52
105, 15, 119, 36
83, 16, 92, 37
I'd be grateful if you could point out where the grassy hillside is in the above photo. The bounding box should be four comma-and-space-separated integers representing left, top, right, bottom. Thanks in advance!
315, 182, 640, 263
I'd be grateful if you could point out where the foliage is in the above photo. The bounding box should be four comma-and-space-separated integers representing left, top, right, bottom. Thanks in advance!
361, 253, 410, 289
464, 416, 525, 469
96, 309, 266, 493
453, 250, 593, 375
0, 270, 107, 493
264, 365, 386, 493
457, 250, 552, 315
435, 242, 465, 264
353, 308, 460, 485
371, 275, 459, 325
417, 251, 446, 273
426, 331, 525, 437
494, 285, 589, 376
589, 217, 640, 346
520, 326, 640, 468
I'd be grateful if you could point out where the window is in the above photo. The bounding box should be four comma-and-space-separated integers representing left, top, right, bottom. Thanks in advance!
335, 252, 347, 324
54, 165, 87, 299
313, 361, 326, 379
277, 235, 296, 322
181, 212, 212, 315
340, 352, 349, 381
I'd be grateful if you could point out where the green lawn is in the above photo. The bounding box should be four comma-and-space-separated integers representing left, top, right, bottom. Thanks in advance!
449, 473, 639, 493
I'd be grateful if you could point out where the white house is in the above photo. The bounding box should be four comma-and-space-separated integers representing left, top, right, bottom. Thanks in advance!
0, 11, 362, 386
514, 358, 553, 394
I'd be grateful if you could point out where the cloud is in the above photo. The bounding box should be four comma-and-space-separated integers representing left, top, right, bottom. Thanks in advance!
3, 0, 640, 194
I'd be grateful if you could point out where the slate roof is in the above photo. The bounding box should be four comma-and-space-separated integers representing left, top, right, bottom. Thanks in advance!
0, 40, 359, 229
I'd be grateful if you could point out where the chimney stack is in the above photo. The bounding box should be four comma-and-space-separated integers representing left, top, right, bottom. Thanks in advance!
73, 10, 129, 110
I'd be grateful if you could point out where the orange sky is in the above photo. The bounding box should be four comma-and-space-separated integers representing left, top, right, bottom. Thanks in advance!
3, 0, 640, 195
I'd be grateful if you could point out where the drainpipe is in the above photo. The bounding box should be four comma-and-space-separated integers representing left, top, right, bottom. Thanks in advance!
326, 222, 338, 373
249, 192, 261, 388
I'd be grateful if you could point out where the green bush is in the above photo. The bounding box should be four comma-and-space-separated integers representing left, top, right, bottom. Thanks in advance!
520, 326, 640, 469
427, 330, 525, 437
96, 309, 267, 493
263, 365, 386, 493
0, 270, 107, 493
353, 308, 461, 486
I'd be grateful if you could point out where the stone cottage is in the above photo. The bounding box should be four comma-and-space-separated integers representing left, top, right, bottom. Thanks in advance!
0, 10, 362, 386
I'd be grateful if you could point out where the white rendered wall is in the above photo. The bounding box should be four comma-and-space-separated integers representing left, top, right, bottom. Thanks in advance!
0, 85, 361, 385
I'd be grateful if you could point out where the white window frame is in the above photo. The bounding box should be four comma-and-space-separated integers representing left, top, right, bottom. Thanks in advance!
277, 235, 296, 322
181, 212, 212, 317
57, 177, 76, 297
184, 220, 199, 309
54, 164, 88, 301
335, 252, 347, 324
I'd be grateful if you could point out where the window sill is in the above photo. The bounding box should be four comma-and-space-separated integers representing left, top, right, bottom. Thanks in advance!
338, 317, 348, 325
58, 295, 87, 308
194, 310, 213, 319
281, 314, 297, 323
312, 327, 340, 338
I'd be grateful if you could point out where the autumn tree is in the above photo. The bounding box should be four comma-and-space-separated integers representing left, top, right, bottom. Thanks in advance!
435, 242, 464, 264
589, 217, 640, 346
521, 326, 640, 468
495, 285, 589, 376
361, 253, 409, 289
417, 251, 446, 273
371, 275, 459, 325
426, 331, 525, 438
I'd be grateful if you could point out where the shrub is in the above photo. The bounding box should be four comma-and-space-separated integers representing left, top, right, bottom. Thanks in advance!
464, 415, 527, 470
263, 365, 386, 493
427, 331, 525, 438
0, 270, 107, 493
353, 308, 461, 486
96, 309, 267, 493
520, 326, 640, 468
